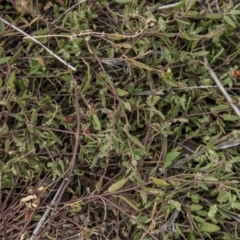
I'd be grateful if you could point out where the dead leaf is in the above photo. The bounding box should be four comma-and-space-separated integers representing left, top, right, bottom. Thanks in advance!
43, 1, 53, 12
14, 0, 30, 14
55, 0, 66, 7
20, 194, 37, 202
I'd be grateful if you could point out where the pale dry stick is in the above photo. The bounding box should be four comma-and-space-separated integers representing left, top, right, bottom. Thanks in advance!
0, 16, 76, 71
29, 180, 66, 240
158, 209, 180, 236
24, 25, 147, 41
214, 138, 240, 150
52, 0, 86, 24
203, 55, 240, 117
133, 90, 165, 96
158, 2, 182, 10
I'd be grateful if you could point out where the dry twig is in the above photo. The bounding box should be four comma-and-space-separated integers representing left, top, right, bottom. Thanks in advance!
0, 16, 76, 71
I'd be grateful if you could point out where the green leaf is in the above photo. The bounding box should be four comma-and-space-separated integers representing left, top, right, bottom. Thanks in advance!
166, 150, 180, 162
7, 71, 16, 89
190, 204, 203, 211
211, 105, 229, 111
143, 187, 164, 196
221, 114, 239, 122
208, 204, 218, 218
202, 176, 218, 181
163, 77, 179, 87
0, 56, 11, 64
223, 233, 237, 240
127, 133, 144, 149
92, 114, 102, 130
229, 10, 240, 15
198, 182, 208, 190
28, 159, 40, 169
123, 101, 132, 111
90, 155, 99, 169
95, 176, 103, 193
117, 88, 128, 96
115, 195, 139, 210
194, 216, 206, 223
193, 51, 209, 56
107, 178, 127, 192
10, 46, 23, 64
224, 15, 236, 28
199, 222, 220, 233
150, 177, 169, 186
206, 13, 223, 19
124, 124, 144, 149
182, 31, 201, 41
232, 202, 240, 210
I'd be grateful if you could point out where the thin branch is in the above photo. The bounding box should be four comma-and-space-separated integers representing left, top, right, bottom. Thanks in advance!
0, 16, 76, 71
203, 53, 240, 117
158, 2, 182, 10
29, 180, 66, 240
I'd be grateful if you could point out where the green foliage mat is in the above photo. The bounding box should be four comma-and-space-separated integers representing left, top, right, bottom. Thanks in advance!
1, 0, 240, 239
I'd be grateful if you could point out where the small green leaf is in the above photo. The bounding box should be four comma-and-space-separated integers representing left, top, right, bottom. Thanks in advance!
166, 150, 181, 162
163, 77, 179, 87
92, 114, 102, 130
208, 204, 218, 218
164, 150, 180, 168
30, 109, 37, 124
190, 204, 203, 211
7, 71, 16, 89
90, 155, 99, 169
224, 15, 236, 28
0, 56, 11, 64
28, 159, 40, 169
199, 222, 220, 233
202, 176, 218, 181
223, 233, 237, 240
211, 105, 229, 111
221, 114, 239, 122
143, 187, 164, 196
139, 190, 147, 204
107, 178, 127, 192
127, 133, 144, 149
10, 46, 23, 64
198, 182, 208, 190
123, 101, 132, 111
95, 176, 103, 193
116, 195, 139, 210
232, 202, 240, 210
182, 31, 201, 41
150, 177, 169, 186
229, 10, 240, 15
206, 13, 223, 19
117, 88, 128, 96
193, 51, 209, 56
194, 216, 206, 223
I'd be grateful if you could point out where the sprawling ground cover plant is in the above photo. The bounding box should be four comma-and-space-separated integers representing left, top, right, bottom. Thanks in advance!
1, 0, 240, 239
